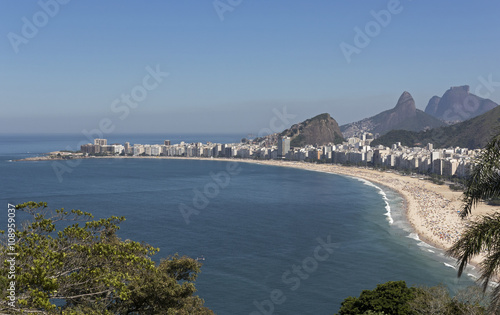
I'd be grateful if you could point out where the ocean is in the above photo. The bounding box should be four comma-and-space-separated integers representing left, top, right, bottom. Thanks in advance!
0, 134, 478, 314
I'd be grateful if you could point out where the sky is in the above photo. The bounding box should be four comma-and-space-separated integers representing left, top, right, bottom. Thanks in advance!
1, 0, 500, 135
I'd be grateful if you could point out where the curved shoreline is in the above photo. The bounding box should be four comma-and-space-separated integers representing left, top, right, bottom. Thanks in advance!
17, 155, 496, 267
245, 160, 462, 248
242, 160, 498, 270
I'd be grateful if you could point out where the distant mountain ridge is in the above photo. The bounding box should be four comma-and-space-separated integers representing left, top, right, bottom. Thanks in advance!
280, 113, 344, 147
424, 85, 498, 123
372, 105, 500, 149
256, 85, 499, 149
341, 91, 445, 138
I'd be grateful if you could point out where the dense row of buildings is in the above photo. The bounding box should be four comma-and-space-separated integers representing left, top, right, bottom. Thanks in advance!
81, 135, 478, 177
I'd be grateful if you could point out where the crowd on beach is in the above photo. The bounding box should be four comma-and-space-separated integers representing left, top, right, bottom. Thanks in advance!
401, 183, 464, 245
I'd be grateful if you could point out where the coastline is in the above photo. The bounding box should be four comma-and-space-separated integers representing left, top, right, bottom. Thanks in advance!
236, 159, 497, 269
17, 155, 497, 267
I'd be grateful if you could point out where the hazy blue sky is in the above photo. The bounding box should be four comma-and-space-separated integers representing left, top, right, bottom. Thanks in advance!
2, 0, 500, 135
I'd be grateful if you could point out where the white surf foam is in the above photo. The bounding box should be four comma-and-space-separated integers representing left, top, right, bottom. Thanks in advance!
407, 233, 420, 241
354, 177, 394, 225
417, 241, 434, 248
444, 263, 457, 270
467, 273, 478, 280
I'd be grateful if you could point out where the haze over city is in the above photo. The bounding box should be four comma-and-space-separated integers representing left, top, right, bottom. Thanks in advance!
2, 1, 500, 135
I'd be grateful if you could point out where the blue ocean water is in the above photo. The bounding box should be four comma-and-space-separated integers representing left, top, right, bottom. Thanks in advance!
0, 134, 477, 314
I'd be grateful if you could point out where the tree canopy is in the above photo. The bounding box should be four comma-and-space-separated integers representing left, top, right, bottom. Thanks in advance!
0, 201, 213, 314
337, 281, 487, 315
337, 280, 417, 315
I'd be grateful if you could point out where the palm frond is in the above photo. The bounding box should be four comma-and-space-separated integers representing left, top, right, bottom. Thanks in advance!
488, 282, 500, 314
479, 247, 500, 291
461, 134, 500, 218
447, 213, 500, 277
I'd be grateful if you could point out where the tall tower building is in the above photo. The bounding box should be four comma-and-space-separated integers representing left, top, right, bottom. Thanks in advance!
277, 137, 290, 158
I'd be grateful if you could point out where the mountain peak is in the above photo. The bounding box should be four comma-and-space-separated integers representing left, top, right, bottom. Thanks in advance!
425, 96, 441, 116
280, 113, 344, 146
308, 113, 332, 122
340, 91, 444, 137
449, 85, 470, 93
373, 105, 500, 149
394, 91, 416, 112
424, 85, 497, 122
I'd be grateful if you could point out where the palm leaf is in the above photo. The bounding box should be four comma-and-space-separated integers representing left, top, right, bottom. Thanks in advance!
447, 213, 500, 278
461, 134, 500, 218
489, 282, 500, 314
448, 133, 500, 313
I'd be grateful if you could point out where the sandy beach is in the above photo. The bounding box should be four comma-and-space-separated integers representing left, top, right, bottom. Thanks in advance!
19, 155, 498, 266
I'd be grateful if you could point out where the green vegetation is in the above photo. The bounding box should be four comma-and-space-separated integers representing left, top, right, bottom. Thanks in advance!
280, 113, 345, 147
290, 134, 306, 147
340, 92, 445, 136
372, 106, 500, 149
333, 132, 344, 145
0, 202, 213, 314
303, 113, 331, 123
370, 109, 445, 136
449, 184, 463, 191
337, 281, 417, 315
427, 174, 445, 185
447, 133, 500, 313
371, 129, 422, 148
337, 281, 487, 315
459, 133, 500, 217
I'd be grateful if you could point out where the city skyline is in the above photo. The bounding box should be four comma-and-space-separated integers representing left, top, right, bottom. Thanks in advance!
36, 133, 476, 181
2, 1, 500, 135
